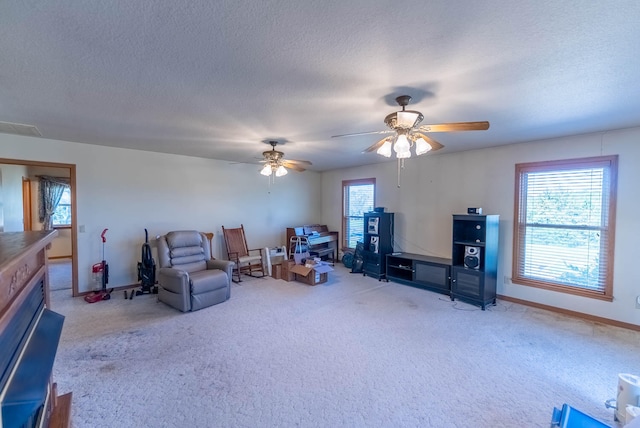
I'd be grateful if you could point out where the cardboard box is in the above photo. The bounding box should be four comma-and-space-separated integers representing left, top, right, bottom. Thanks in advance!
289, 260, 333, 286
295, 271, 328, 285
281, 260, 296, 282
271, 263, 282, 280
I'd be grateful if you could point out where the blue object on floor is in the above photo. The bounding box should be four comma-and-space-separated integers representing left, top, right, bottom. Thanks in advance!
550, 404, 611, 428
342, 252, 354, 268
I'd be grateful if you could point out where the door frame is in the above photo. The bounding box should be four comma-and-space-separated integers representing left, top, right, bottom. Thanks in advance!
1, 157, 78, 297
22, 177, 32, 231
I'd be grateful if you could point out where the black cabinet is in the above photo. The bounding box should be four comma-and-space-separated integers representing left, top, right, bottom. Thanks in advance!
362, 212, 394, 280
386, 253, 451, 295
450, 214, 499, 310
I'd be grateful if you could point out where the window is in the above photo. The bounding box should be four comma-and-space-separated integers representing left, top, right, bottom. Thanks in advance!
52, 187, 72, 227
513, 155, 617, 300
342, 179, 375, 249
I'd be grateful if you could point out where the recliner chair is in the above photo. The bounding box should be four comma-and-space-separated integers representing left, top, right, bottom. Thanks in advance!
157, 230, 233, 312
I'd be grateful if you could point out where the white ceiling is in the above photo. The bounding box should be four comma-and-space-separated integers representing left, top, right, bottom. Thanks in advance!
1, 1, 640, 171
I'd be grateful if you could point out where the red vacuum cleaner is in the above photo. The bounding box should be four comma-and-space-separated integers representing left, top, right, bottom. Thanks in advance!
84, 228, 113, 303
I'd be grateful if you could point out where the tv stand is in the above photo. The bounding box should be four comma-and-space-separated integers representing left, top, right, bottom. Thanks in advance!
386, 253, 452, 295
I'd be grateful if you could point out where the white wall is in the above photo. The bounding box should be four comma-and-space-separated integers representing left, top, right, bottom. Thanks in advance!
0, 164, 28, 231
3, 128, 638, 325
321, 127, 640, 326
0, 134, 322, 292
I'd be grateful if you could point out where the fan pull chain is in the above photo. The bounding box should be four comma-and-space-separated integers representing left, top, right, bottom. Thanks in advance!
396, 158, 407, 188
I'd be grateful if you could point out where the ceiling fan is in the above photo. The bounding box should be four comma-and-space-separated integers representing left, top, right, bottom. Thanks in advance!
259, 141, 312, 177
332, 95, 490, 158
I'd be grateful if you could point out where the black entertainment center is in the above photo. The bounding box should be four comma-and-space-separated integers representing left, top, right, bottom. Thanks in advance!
383, 214, 499, 310
361, 211, 394, 280
450, 214, 500, 310
386, 253, 452, 294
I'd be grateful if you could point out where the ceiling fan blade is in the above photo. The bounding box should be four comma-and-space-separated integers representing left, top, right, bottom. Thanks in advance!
414, 133, 444, 151
281, 161, 306, 172
284, 159, 313, 166
331, 129, 394, 138
418, 121, 490, 133
363, 137, 391, 153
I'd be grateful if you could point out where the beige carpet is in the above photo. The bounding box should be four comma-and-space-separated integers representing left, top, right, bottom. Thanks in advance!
50, 265, 638, 427
48, 258, 72, 291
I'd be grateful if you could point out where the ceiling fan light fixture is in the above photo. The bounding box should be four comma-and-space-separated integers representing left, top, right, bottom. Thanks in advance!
396, 111, 422, 128
394, 134, 410, 155
260, 164, 273, 176
275, 165, 288, 177
332, 95, 490, 186
376, 140, 393, 157
415, 137, 432, 155
396, 148, 411, 159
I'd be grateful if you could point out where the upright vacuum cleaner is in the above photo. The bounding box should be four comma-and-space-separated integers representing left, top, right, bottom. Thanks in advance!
85, 228, 114, 303
136, 228, 157, 296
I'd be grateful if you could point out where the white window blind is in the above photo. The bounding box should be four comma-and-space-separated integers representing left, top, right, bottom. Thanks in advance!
513, 156, 617, 298
343, 180, 375, 249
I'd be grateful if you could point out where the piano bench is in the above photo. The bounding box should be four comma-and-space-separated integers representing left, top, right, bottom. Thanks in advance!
310, 248, 335, 264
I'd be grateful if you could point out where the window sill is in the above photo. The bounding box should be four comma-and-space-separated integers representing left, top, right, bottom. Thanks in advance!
52, 225, 72, 230
512, 276, 613, 302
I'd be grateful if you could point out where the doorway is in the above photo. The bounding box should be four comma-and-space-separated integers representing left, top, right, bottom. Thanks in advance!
0, 158, 78, 297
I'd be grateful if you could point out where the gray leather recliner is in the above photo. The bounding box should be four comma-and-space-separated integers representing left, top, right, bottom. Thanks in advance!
157, 230, 233, 312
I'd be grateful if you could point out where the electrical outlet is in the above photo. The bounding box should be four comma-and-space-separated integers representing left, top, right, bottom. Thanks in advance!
636, 296, 640, 309
79, 225, 85, 233
504, 276, 511, 284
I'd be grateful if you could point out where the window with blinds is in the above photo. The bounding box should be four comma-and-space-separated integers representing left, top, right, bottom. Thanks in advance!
52, 187, 72, 227
513, 155, 618, 300
342, 179, 375, 249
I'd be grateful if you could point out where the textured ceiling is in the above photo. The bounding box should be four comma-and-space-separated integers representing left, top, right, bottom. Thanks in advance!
1, 1, 640, 171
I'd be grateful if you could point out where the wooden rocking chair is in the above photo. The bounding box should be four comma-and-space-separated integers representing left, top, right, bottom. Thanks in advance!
222, 224, 266, 282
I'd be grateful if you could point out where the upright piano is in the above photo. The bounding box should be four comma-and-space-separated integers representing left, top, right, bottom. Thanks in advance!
286, 225, 339, 264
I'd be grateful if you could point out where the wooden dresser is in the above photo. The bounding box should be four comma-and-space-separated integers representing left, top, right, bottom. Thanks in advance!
0, 231, 71, 428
